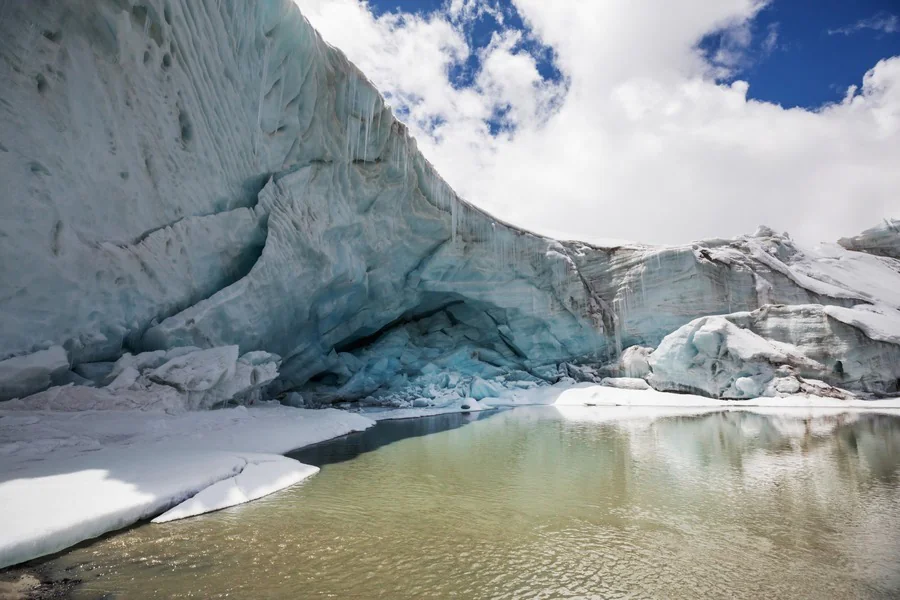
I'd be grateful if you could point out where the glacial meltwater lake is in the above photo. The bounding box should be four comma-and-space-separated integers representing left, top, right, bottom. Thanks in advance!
35, 407, 900, 599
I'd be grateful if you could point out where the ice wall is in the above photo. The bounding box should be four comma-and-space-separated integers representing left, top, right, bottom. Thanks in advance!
0, 0, 606, 399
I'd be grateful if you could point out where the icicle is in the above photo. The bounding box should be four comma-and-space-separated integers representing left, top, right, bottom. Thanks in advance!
613, 305, 623, 358
363, 96, 374, 162
392, 135, 398, 170
353, 98, 361, 161
275, 67, 284, 131
640, 265, 647, 307
345, 76, 357, 159
374, 103, 382, 157
256, 38, 271, 145
143, 14, 151, 38
451, 197, 458, 243
725, 275, 732, 313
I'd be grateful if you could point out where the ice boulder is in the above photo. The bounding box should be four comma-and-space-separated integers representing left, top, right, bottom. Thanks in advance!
728, 304, 900, 395
649, 305, 900, 398
598, 345, 652, 379
0, 346, 70, 401
599, 377, 651, 391
4, 346, 281, 412
648, 316, 826, 399
469, 377, 505, 400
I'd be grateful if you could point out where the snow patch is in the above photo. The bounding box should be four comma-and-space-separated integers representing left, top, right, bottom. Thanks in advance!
0, 404, 374, 568
153, 455, 319, 523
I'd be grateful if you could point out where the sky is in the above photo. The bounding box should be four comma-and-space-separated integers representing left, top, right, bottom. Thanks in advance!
292, 0, 900, 245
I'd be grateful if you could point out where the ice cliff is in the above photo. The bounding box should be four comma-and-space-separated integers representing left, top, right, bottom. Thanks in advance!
1, 0, 899, 408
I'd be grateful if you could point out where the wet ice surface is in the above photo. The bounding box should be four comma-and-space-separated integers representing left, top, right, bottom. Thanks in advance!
34, 406, 900, 600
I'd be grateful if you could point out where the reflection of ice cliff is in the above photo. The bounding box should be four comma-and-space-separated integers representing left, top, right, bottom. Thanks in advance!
553, 407, 900, 484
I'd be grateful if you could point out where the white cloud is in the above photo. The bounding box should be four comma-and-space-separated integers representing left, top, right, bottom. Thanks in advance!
294, 0, 900, 245
829, 12, 899, 36
762, 22, 779, 54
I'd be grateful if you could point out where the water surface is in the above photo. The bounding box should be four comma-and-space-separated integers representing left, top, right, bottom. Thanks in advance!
40, 407, 900, 599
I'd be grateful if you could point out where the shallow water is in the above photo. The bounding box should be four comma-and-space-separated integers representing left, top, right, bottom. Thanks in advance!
40, 407, 900, 599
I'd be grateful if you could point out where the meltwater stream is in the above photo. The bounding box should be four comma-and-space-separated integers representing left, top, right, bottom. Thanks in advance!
35, 407, 900, 599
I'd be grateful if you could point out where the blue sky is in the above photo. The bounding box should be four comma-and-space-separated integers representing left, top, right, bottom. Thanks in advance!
297, 0, 900, 245
708, 0, 900, 107
365, 0, 900, 110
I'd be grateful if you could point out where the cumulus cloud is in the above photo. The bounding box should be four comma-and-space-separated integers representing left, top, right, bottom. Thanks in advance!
294, 0, 900, 245
828, 12, 899, 36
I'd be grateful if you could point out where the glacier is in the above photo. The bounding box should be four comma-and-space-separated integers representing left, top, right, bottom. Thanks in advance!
1, 0, 900, 569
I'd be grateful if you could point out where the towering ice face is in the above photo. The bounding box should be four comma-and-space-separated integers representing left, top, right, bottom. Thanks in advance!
0, 0, 608, 395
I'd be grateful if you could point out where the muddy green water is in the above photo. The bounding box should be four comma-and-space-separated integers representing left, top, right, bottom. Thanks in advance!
40, 407, 900, 599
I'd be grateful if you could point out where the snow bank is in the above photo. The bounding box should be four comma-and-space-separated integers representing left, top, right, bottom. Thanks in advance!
153, 454, 319, 523
486, 380, 900, 411
0, 404, 374, 568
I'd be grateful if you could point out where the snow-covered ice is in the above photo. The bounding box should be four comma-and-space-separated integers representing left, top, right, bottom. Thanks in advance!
153, 454, 319, 523
488, 380, 900, 412
0, 404, 374, 568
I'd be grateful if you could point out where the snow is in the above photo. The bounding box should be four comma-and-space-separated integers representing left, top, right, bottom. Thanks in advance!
486, 380, 900, 411
0, 404, 374, 568
791, 241, 900, 309
152, 454, 319, 524
824, 304, 900, 346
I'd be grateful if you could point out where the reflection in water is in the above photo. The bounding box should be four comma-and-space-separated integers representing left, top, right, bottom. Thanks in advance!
37, 407, 900, 599
288, 409, 497, 467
